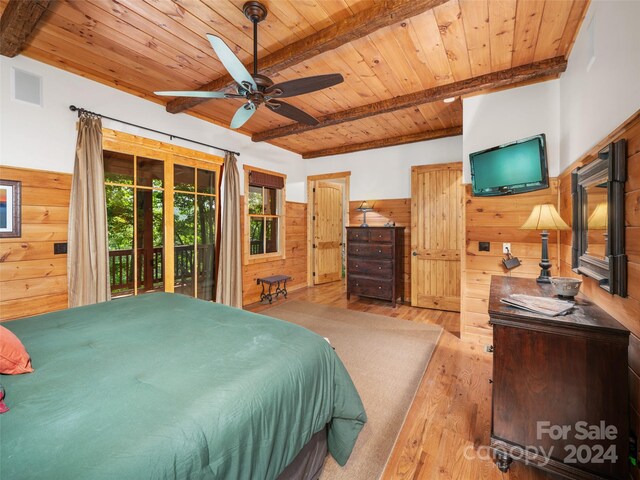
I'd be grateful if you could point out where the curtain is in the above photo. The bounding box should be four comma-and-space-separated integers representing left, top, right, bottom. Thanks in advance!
68, 114, 110, 307
215, 152, 243, 308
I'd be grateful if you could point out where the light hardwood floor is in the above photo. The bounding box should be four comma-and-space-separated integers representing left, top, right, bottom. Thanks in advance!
246, 281, 556, 480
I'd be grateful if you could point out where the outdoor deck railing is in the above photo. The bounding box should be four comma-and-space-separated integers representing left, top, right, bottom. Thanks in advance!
109, 244, 214, 294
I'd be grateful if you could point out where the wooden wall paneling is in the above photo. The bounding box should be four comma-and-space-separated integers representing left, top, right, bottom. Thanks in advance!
241, 199, 307, 306
0, 166, 70, 321
461, 179, 560, 345
349, 199, 412, 301
557, 111, 640, 478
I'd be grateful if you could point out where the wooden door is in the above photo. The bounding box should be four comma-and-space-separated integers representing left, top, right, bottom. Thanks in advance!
411, 163, 463, 311
313, 181, 343, 284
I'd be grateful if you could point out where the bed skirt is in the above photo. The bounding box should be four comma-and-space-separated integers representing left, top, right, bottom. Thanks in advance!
277, 428, 328, 480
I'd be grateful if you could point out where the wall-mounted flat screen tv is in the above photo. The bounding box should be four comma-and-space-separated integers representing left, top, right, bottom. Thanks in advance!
470, 134, 549, 197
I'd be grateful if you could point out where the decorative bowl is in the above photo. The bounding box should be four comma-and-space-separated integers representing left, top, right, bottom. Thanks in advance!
549, 277, 582, 298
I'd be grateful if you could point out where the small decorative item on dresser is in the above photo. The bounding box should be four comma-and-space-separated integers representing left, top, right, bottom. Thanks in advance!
549, 276, 582, 298
354, 201, 374, 227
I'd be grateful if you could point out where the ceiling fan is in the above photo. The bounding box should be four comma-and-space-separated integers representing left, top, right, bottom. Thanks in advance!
155, 1, 344, 130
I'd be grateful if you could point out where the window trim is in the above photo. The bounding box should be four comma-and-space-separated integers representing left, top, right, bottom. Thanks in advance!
243, 164, 286, 265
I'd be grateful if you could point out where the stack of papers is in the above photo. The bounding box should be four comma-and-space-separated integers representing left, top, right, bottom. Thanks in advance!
500, 294, 575, 317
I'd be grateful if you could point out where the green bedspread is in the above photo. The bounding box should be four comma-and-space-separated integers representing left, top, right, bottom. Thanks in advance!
0, 293, 366, 479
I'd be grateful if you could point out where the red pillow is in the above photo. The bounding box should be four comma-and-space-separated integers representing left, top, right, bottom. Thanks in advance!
0, 325, 34, 374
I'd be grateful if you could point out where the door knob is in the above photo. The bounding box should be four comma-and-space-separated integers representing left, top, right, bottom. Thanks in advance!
412, 251, 418, 256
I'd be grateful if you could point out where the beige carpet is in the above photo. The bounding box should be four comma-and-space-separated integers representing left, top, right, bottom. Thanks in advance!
263, 300, 442, 480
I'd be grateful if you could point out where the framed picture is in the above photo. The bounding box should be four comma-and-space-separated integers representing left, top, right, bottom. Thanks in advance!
0, 180, 22, 238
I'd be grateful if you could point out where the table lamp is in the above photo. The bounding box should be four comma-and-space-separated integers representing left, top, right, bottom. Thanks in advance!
521, 203, 570, 283
355, 201, 374, 227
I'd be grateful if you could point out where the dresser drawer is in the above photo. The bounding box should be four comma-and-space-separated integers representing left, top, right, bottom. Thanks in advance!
348, 258, 393, 277
347, 228, 369, 242
348, 276, 392, 299
347, 243, 393, 258
369, 228, 394, 243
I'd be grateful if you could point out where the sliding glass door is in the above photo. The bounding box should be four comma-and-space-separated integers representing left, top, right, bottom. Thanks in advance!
103, 133, 221, 301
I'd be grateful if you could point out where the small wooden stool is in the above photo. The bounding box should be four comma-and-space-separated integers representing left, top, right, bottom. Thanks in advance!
257, 275, 291, 304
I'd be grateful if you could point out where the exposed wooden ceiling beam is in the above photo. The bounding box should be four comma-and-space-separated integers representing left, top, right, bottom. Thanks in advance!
301, 126, 462, 159
0, 0, 51, 58
166, 0, 449, 114
253, 56, 568, 143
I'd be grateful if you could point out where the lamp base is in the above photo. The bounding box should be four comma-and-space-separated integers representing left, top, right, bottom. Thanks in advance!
360, 210, 369, 228
537, 230, 552, 283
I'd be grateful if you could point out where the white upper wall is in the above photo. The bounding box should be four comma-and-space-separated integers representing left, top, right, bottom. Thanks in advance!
304, 135, 463, 200
0, 55, 307, 201
462, 80, 561, 184
559, 0, 640, 172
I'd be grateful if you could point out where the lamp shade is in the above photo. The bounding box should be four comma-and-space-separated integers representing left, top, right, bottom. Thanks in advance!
521, 203, 570, 231
587, 202, 608, 229
356, 201, 373, 212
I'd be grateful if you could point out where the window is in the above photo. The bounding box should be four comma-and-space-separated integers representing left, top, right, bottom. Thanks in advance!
102, 129, 221, 300
243, 165, 286, 263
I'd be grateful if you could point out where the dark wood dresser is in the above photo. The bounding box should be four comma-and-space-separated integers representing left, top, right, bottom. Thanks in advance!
346, 226, 404, 307
488, 275, 629, 480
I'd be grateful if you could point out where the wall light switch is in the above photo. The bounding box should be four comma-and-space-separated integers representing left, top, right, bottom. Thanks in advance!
479, 242, 490, 252
54, 243, 67, 255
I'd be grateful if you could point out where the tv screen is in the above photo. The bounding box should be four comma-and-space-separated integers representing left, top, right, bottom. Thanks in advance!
470, 134, 549, 196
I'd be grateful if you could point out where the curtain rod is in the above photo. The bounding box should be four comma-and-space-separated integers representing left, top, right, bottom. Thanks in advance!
69, 105, 240, 157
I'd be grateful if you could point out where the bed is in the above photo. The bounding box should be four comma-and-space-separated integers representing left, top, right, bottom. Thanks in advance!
0, 293, 366, 479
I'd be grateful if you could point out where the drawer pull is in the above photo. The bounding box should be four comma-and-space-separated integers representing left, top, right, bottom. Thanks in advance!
378, 234, 382, 238
355, 264, 359, 268
378, 286, 382, 290
378, 266, 382, 270
356, 283, 359, 287
378, 249, 382, 253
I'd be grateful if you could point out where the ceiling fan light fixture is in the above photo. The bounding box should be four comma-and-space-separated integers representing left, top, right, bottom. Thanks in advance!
443, 97, 456, 103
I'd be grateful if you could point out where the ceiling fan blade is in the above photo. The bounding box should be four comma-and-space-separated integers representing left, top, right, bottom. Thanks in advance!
265, 73, 344, 98
230, 103, 256, 129
207, 34, 257, 91
266, 100, 319, 126
154, 90, 244, 99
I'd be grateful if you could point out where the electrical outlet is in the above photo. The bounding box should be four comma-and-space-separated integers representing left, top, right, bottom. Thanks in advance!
53, 243, 67, 255
502, 243, 511, 254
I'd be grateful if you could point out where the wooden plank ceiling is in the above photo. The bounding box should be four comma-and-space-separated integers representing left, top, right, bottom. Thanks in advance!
4, 0, 588, 158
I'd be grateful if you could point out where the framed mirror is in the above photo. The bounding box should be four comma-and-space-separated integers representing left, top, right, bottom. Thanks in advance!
571, 139, 627, 297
